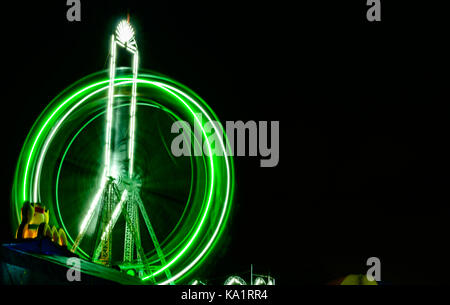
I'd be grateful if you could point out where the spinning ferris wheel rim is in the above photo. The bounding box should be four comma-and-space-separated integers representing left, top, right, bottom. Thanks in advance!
11, 72, 235, 284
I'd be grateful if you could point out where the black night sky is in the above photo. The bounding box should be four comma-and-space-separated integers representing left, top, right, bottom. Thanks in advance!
2, 0, 450, 285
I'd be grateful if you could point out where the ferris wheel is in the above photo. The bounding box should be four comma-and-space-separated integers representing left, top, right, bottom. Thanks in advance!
11, 19, 234, 285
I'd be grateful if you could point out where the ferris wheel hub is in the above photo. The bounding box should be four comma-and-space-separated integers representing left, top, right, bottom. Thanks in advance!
119, 175, 142, 192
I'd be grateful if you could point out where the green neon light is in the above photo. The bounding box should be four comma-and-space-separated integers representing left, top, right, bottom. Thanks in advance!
151, 84, 233, 284
12, 71, 234, 284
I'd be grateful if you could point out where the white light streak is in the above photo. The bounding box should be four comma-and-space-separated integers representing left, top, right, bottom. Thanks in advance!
79, 174, 107, 232
105, 35, 116, 177
100, 189, 128, 241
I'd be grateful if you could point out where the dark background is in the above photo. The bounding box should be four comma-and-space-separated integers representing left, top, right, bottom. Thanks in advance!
2, 0, 450, 284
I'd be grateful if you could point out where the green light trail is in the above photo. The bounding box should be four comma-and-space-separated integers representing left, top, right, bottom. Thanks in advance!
11, 71, 234, 284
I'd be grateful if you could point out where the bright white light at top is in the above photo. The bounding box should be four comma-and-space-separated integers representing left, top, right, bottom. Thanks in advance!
116, 20, 135, 44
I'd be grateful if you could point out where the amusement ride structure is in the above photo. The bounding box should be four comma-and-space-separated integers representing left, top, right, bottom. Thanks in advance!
10, 17, 234, 284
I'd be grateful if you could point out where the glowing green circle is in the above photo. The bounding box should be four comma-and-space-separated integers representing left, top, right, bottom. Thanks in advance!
11, 71, 234, 284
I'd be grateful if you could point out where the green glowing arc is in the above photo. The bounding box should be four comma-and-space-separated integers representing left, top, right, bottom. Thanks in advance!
12, 72, 234, 284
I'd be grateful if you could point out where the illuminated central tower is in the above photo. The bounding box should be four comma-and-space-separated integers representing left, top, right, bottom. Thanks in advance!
69, 18, 173, 283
